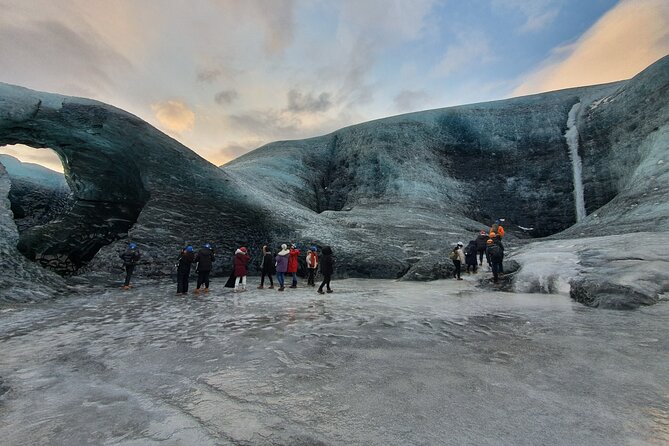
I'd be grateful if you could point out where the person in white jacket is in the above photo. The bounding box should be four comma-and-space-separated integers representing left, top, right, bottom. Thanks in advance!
451, 242, 465, 280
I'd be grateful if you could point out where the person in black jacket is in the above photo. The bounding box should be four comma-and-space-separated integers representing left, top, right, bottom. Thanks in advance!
176, 245, 194, 295
119, 242, 141, 290
475, 230, 488, 266
317, 246, 334, 294
486, 239, 504, 283
465, 240, 478, 273
258, 245, 275, 289
194, 243, 215, 294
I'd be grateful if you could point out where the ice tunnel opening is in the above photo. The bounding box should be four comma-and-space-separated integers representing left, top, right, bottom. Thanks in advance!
0, 143, 148, 275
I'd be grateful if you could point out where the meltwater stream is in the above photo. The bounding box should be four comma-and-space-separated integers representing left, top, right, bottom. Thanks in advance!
1, 278, 667, 445
565, 102, 587, 222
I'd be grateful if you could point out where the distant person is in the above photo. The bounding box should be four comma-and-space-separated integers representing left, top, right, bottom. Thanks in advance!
306, 246, 319, 287
450, 242, 465, 280
486, 232, 497, 268
490, 219, 505, 238
233, 247, 250, 292
194, 243, 215, 294
176, 245, 194, 295
119, 242, 141, 290
317, 246, 334, 294
475, 230, 488, 266
275, 244, 290, 291
287, 243, 300, 288
486, 239, 504, 283
464, 240, 478, 274
258, 245, 275, 289
494, 235, 505, 274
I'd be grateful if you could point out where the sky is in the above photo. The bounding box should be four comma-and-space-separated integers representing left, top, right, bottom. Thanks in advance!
0, 0, 668, 173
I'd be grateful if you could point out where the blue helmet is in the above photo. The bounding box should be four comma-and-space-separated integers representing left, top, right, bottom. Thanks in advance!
204, 243, 211, 249
495, 219, 501, 224
186, 245, 193, 252
311, 246, 318, 251
129, 243, 137, 249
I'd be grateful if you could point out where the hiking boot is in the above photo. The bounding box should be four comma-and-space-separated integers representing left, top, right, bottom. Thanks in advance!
457, 278, 463, 281
278, 286, 285, 291
194, 289, 200, 295
289, 285, 297, 289
204, 288, 210, 293
268, 285, 274, 289
317, 289, 324, 295
326, 289, 333, 293
257, 285, 264, 289
122, 285, 130, 290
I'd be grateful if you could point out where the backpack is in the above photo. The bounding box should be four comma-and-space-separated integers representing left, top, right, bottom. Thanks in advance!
449, 250, 458, 261
488, 244, 502, 260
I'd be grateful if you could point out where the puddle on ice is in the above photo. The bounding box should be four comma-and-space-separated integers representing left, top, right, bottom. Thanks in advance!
0, 278, 667, 445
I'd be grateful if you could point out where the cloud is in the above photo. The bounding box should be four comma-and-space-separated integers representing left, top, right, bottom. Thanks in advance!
433, 31, 494, 77
228, 110, 300, 139
514, 0, 669, 96
214, 90, 239, 105
151, 101, 196, 134
197, 68, 224, 83
285, 89, 333, 113
393, 89, 431, 112
0, 19, 132, 95
492, 0, 562, 33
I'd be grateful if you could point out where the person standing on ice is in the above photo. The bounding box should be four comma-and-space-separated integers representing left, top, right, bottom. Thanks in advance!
450, 242, 465, 280
176, 245, 194, 295
317, 246, 334, 294
194, 243, 215, 294
275, 244, 290, 291
486, 239, 504, 283
490, 219, 505, 238
233, 247, 250, 292
258, 245, 275, 289
494, 234, 505, 274
464, 240, 478, 274
475, 230, 488, 266
119, 242, 141, 290
306, 246, 319, 286
287, 243, 300, 288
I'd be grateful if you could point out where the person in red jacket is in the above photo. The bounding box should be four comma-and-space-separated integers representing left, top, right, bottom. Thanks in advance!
306, 246, 319, 286
287, 243, 300, 288
233, 246, 250, 292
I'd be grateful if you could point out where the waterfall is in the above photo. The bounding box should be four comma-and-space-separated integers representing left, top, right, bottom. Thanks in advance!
565, 102, 586, 222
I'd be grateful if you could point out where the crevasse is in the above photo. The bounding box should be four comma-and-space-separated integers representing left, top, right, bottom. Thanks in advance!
565, 102, 586, 222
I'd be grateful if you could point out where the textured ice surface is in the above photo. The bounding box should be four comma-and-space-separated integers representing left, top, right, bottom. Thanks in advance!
1, 278, 668, 445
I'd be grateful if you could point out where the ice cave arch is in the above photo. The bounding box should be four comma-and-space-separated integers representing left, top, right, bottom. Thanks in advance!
0, 89, 150, 273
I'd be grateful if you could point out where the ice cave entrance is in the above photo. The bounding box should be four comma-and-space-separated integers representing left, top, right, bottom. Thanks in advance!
0, 144, 144, 274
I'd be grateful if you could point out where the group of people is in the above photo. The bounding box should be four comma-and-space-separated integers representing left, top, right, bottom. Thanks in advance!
119, 242, 335, 295
451, 219, 506, 283
119, 220, 507, 293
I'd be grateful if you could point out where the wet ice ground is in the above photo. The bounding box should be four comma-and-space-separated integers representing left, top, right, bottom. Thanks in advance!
1, 277, 668, 445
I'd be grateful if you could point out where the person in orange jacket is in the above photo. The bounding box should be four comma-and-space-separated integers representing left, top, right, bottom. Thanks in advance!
287, 243, 300, 288
490, 219, 505, 238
